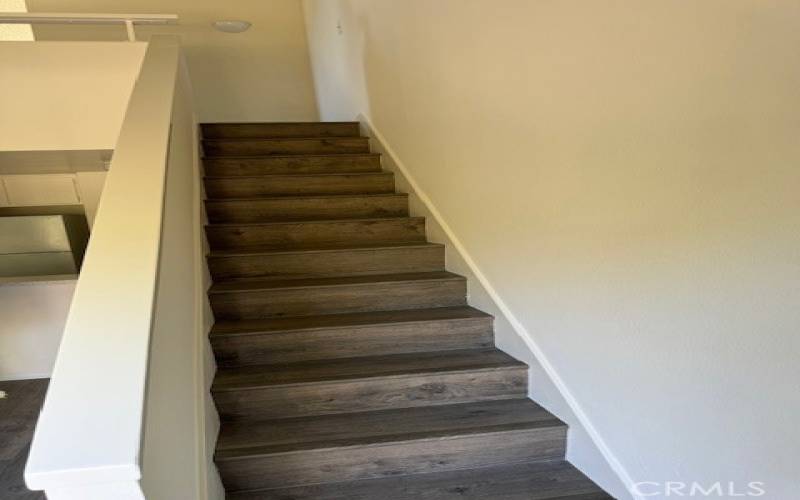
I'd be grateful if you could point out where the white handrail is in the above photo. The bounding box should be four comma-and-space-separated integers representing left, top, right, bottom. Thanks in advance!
24, 35, 180, 498
0, 13, 178, 41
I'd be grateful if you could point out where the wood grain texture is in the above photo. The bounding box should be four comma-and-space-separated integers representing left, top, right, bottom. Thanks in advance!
205, 193, 409, 223
217, 399, 560, 454
0, 379, 47, 500
203, 154, 382, 177
226, 460, 614, 500
213, 359, 527, 420
217, 426, 566, 491
210, 306, 493, 366
213, 348, 523, 390
203, 137, 370, 156
208, 243, 444, 281
202, 121, 611, 499
201, 122, 361, 139
206, 218, 426, 250
209, 272, 467, 320
205, 173, 395, 198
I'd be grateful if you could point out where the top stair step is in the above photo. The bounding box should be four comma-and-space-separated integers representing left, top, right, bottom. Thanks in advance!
202, 122, 361, 139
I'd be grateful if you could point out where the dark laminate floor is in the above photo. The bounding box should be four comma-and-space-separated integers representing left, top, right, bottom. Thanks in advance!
0, 378, 47, 500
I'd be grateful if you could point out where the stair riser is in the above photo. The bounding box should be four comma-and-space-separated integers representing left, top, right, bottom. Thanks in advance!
206, 218, 426, 251
212, 317, 494, 366
213, 367, 527, 420
210, 279, 467, 320
205, 173, 395, 199
202, 122, 360, 139
204, 138, 370, 156
203, 156, 382, 176
217, 426, 565, 491
206, 195, 408, 223
208, 246, 445, 281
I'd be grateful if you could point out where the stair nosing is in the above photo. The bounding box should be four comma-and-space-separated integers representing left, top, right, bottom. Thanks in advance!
208, 242, 443, 258
210, 306, 492, 338
203, 153, 380, 160
203, 136, 369, 143
204, 192, 407, 203
215, 421, 563, 460
205, 216, 423, 228
204, 172, 393, 180
209, 272, 466, 294
201, 121, 360, 126
212, 363, 525, 393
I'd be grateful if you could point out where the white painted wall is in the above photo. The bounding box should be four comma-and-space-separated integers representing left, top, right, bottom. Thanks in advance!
303, 1, 800, 499
0, 42, 145, 151
0, 280, 75, 380
28, 0, 319, 123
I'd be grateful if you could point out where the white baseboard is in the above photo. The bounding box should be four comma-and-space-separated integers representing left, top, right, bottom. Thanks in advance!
358, 114, 640, 500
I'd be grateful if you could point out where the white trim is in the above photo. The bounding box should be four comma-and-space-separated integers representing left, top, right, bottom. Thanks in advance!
359, 114, 641, 500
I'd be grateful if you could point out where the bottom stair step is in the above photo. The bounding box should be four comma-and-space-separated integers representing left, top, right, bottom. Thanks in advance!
216, 399, 567, 492
226, 460, 613, 500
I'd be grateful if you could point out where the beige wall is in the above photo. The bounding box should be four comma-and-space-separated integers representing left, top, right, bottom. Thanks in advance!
0, 42, 145, 151
29, 0, 318, 123
303, 1, 800, 498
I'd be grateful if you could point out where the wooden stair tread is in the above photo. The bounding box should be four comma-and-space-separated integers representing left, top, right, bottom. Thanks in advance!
211, 306, 490, 337
203, 137, 371, 157
209, 271, 464, 293
204, 136, 364, 142
206, 215, 418, 229
205, 192, 407, 203
225, 460, 613, 500
209, 242, 443, 257
203, 153, 379, 159
205, 195, 410, 223
202, 155, 383, 176
212, 348, 524, 390
205, 218, 427, 252
216, 399, 562, 457
204, 171, 391, 180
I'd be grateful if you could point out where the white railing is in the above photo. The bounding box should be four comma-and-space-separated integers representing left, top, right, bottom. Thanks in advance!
24, 35, 181, 500
0, 13, 177, 41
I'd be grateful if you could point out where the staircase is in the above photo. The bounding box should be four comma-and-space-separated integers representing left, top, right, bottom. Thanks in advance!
202, 122, 613, 499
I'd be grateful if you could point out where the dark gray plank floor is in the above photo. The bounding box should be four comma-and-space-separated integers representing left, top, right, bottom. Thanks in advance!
0, 379, 47, 500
